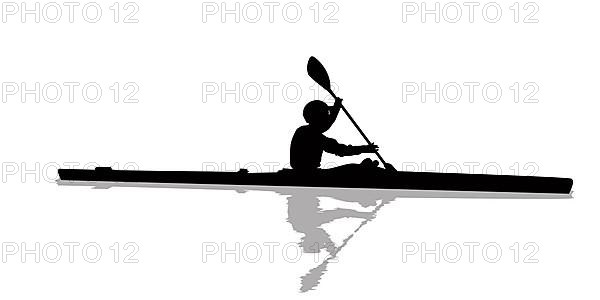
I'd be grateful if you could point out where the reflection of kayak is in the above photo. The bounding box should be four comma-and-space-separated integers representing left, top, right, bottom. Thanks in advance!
57, 167, 573, 195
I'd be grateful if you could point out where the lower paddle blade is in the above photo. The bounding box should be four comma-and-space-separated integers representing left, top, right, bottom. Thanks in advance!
307, 56, 332, 92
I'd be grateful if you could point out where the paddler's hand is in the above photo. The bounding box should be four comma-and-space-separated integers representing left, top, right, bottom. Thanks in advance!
334, 97, 343, 107
360, 144, 379, 153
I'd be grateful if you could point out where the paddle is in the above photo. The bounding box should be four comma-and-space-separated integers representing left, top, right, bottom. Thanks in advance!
307, 56, 396, 171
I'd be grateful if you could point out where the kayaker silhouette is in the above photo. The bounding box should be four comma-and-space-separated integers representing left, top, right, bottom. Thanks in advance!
302, 56, 397, 172
290, 98, 380, 172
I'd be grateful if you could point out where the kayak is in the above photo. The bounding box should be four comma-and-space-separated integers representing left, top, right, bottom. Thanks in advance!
57, 167, 573, 195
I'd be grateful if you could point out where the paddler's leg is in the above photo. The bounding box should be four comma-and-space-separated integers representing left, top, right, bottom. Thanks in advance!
323, 158, 382, 173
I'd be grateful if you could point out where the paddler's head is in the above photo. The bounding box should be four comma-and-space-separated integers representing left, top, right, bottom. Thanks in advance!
303, 100, 330, 132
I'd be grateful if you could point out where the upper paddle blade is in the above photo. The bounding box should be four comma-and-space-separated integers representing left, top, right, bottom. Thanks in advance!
307, 56, 331, 92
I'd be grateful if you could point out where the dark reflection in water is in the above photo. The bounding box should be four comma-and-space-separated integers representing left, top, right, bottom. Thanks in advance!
57, 180, 570, 292
283, 188, 396, 292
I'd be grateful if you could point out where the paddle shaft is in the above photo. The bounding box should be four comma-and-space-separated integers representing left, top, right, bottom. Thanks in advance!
326, 88, 388, 166
340, 105, 388, 164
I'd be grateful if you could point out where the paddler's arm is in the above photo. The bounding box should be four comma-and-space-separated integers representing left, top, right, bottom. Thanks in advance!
324, 138, 379, 157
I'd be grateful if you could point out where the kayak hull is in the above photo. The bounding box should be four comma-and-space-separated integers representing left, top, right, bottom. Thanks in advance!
57, 167, 573, 195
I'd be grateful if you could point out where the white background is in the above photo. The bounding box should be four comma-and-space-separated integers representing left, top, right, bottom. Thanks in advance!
1, 0, 599, 298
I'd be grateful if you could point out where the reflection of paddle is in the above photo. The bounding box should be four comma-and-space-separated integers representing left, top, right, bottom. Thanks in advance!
300, 197, 392, 292
307, 56, 396, 171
